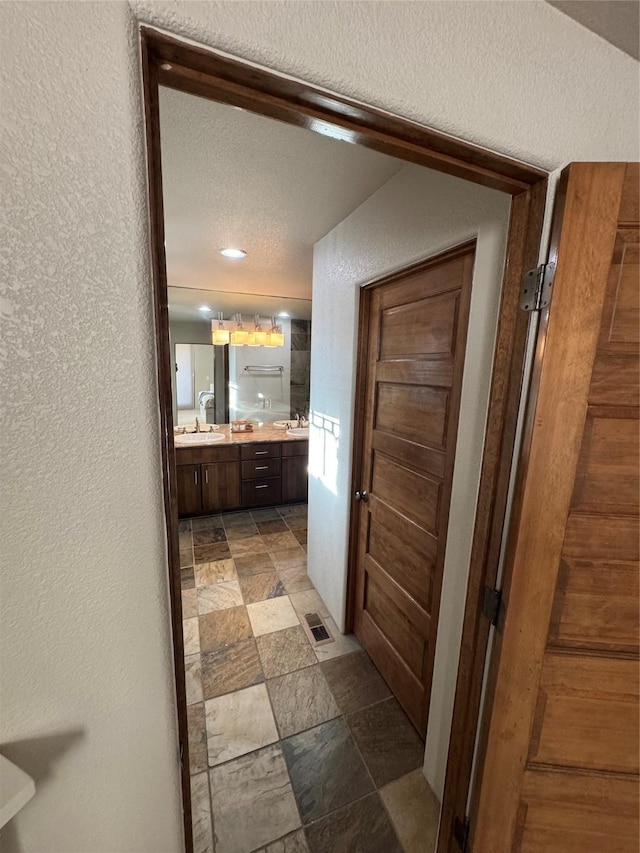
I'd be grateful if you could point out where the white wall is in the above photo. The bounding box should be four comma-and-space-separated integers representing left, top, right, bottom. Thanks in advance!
309, 164, 511, 800
2, 0, 638, 849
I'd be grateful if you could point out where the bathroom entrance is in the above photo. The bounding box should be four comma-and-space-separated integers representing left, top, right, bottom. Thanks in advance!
141, 27, 549, 853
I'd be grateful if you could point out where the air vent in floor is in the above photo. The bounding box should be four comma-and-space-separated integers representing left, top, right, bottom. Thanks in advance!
304, 611, 334, 646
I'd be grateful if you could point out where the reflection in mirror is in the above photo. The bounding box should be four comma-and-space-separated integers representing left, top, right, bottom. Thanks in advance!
168, 286, 311, 427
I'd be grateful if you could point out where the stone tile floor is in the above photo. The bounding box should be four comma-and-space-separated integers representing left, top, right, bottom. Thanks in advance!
180, 504, 440, 853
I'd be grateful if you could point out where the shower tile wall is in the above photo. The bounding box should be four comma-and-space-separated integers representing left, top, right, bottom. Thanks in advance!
290, 319, 311, 418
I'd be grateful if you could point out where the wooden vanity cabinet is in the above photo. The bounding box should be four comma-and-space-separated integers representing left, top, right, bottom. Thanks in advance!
176, 444, 241, 518
176, 439, 308, 517
176, 464, 202, 518
282, 441, 309, 503
202, 462, 241, 512
240, 443, 282, 508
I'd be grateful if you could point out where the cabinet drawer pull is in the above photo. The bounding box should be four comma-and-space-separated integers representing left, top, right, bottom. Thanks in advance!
255, 466, 268, 471
255, 484, 269, 490
194, 470, 198, 485
254, 451, 269, 455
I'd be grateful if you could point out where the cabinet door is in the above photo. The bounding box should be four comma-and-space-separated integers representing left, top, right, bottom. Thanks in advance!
202, 462, 241, 512
177, 464, 202, 518
282, 455, 308, 503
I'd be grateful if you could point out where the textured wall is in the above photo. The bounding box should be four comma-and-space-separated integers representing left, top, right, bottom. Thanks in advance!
1, 0, 638, 850
309, 165, 511, 800
0, 2, 183, 851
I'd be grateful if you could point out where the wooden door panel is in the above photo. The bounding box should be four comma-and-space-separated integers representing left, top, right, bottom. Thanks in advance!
368, 501, 437, 612
353, 243, 475, 735
375, 384, 449, 447
518, 771, 639, 853
371, 453, 441, 533
571, 413, 639, 513
372, 430, 446, 478
474, 164, 639, 852
364, 567, 428, 676
358, 611, 423, 716
590, 353, 640, 406
376, 357, 454, 387
377, 255, 468, 310
599, 230, 639, 350
378, 292, 460, 359
563, 514, 639, 561
529, 654, 639, 773
549, 558, 639, 652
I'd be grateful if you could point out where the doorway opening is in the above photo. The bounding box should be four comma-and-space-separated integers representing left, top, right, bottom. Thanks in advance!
141, 27, 548, 853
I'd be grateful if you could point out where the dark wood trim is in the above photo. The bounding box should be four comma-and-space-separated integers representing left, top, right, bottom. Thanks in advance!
142, 29, 545, 196
139, 25, 549, 853
437, 181, 547, 851
344, 287, 372, 633
213, 344, 230, 425
140, 36, 192, 853
466, 170, 569, 852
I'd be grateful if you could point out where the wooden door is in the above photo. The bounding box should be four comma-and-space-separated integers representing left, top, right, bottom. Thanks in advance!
201, 462, 240, 512
177, 464, 201, 518
473, 163, 639, 852
353, 243, 475, 735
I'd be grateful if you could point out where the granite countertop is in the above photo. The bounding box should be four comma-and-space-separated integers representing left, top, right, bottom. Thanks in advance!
174, 423, 308, 448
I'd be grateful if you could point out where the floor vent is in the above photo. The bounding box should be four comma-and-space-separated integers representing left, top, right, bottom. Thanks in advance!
304, 611, 334, 646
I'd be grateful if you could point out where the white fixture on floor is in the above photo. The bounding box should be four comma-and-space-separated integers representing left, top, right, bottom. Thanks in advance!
0, 754, 35, 829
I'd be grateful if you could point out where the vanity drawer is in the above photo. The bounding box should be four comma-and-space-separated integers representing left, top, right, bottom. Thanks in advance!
176, 445, 239, 465
240, 443, 281, 461
241, 477, 282, 507
241, 458, 281, 480
282, 440, 309, 457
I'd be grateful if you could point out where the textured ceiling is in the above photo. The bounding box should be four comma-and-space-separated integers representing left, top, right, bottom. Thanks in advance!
547, 1, 639, 60
159, 87, 402, 300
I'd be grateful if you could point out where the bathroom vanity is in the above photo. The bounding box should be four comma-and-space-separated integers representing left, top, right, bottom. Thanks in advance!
175, 425, 308, 517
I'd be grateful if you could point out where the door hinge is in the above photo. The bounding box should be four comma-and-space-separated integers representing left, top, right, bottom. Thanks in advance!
482, 585, 506, 632
453, 815, 470, 852
520, 262, 555, 312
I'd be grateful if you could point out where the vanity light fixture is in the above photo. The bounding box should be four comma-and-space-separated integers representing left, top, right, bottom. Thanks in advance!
199, 305, 212, 313
230, 313, 249, 346
266, 317, 285, 347
278, 312, 290, 318
211, 312, 230, 345
219, 248, 247, 259
248, 315, 268, 347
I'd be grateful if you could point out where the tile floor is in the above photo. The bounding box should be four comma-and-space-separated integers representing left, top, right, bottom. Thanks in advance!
180, 504, 440, 853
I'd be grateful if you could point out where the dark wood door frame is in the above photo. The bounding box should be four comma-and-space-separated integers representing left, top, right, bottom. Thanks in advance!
139, 26, 548, 852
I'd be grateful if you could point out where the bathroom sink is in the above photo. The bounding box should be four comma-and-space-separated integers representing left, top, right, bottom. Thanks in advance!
175, 432, 225, 445
273, 420, 296, 429
286, 427, 309, 438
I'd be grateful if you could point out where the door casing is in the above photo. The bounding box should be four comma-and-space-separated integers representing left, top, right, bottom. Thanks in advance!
139, 27, 548, 852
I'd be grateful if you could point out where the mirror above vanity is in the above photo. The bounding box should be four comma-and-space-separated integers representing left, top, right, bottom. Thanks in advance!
168, 286, 312, 428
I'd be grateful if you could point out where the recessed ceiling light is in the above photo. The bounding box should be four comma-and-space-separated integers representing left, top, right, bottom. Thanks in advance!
220, 248, 247, 259
279, 312, 290, 318
199, 305, 212, 313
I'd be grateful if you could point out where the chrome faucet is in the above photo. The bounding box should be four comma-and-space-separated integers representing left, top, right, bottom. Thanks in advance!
195, 417, 201, 433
